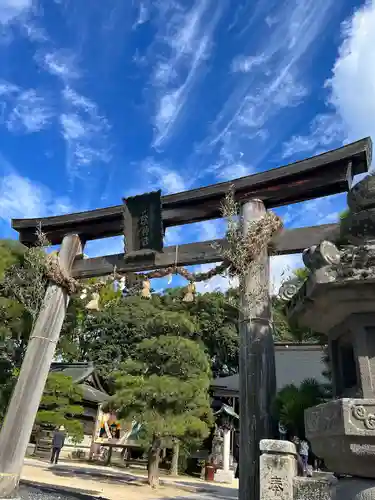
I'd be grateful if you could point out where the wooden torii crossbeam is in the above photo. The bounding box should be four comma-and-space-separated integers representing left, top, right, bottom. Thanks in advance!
0, 137, 372, 500
13, 137, 370, 247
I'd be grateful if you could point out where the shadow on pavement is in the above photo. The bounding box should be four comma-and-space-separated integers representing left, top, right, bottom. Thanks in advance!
46, 465, 144, 488
157, 482, 238, 500
29, 461, 238, 499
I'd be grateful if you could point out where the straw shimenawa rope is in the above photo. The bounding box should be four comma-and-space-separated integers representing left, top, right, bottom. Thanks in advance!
45, 252, 79, 294
44, 190, 282, 295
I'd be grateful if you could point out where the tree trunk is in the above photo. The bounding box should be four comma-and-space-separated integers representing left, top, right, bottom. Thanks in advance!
105, 446, 113, 466
148, 437, 161, 488
171, 440, 180, 476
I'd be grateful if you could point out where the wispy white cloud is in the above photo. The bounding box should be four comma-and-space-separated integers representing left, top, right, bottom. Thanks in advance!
206, 126, 264, 182
36, 50, 80, 82
20, 16, 47, 42
0, 80, 18, 97
132, 0, 151, 29
0, 0, 46, 45
0, 0, 32, 25
282, 0, 375, 159
231, 54, 269, 73
7, 89, 53, 133
34, 37, 112, 181
0, 171, 75, 222
206, 0, 336, 179
151, 0, 224, 149
141, 157, 195, 194
0, 82, 52, 134
216, 162, 254, 181
60, 87, 111, 178
280, 193, 344, 229
282, 114, 345, 158
327, 1, 375, 143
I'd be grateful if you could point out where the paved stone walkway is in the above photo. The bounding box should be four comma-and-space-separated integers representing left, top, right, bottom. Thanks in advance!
21, 459, 238, 500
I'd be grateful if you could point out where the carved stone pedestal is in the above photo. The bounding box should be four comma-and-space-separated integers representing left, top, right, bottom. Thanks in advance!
305, 399, 375, 479
306, 399, 375, 500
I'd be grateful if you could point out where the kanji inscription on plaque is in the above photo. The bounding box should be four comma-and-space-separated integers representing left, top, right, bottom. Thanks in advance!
123, 190, 163, 254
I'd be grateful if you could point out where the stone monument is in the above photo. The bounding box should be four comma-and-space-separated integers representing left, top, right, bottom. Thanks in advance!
282, 174, 375, 499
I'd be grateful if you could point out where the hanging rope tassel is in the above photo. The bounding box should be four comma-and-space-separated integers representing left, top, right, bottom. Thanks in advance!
141, 279, 151, 299
85, 292, 100, 311
183, 282, 196, 302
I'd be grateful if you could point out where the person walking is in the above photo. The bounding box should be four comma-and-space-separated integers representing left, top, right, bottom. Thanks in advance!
51, 425, 66, 465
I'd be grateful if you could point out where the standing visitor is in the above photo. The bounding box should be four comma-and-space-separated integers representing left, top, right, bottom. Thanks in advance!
51, 425, 66, 465
291, 436, 304, 476
278, 422, 287, 440
299, 438, 309, 474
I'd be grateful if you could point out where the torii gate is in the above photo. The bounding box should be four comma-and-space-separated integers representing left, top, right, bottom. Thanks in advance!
0, 137, 371, 500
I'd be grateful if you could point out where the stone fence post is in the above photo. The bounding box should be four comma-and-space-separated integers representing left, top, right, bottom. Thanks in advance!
260, 439, 297, 500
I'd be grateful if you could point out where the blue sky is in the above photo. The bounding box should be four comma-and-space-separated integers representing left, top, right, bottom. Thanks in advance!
0, 0, 374, 293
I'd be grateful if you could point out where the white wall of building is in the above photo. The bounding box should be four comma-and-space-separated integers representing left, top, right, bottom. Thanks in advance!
275, 344, 327, 390
211, 344, 328, 396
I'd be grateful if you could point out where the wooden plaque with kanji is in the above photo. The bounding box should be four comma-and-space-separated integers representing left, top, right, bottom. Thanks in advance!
123, 190, 163, 254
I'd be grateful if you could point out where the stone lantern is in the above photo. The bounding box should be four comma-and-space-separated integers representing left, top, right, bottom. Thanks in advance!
280, 175, 375, 499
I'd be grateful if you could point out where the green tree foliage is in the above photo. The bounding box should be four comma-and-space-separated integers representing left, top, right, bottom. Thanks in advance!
293, 267, 310, 281
272, 296, 323, 343
60, 289, 239, 383
173, 291, 239, 377
107, 336, 213, 487
60, 283, 322, 388
339, 208, 350, 220
36, 373, 84, 444
272, 378, 326, 437
0, 240, 31, 418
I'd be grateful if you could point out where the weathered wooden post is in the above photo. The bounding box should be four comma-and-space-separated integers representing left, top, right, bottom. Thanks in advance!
0, 234, 82, 499
239, 200, 276, 500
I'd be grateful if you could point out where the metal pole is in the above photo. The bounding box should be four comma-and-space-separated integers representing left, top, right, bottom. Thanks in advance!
239, 200, 276, 500
0, 234, 82, 498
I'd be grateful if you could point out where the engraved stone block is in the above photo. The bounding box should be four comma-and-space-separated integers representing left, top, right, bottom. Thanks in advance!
260, 440, 297, 500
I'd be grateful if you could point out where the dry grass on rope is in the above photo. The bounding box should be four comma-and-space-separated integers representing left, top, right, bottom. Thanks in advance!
219, 189, 283, 281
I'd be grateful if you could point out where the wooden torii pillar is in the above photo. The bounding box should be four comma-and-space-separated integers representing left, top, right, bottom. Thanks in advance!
239, 200, 276, 500
0, 235, 82, 498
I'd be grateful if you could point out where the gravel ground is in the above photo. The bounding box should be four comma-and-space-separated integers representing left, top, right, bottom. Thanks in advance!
18, 486, 93, 500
